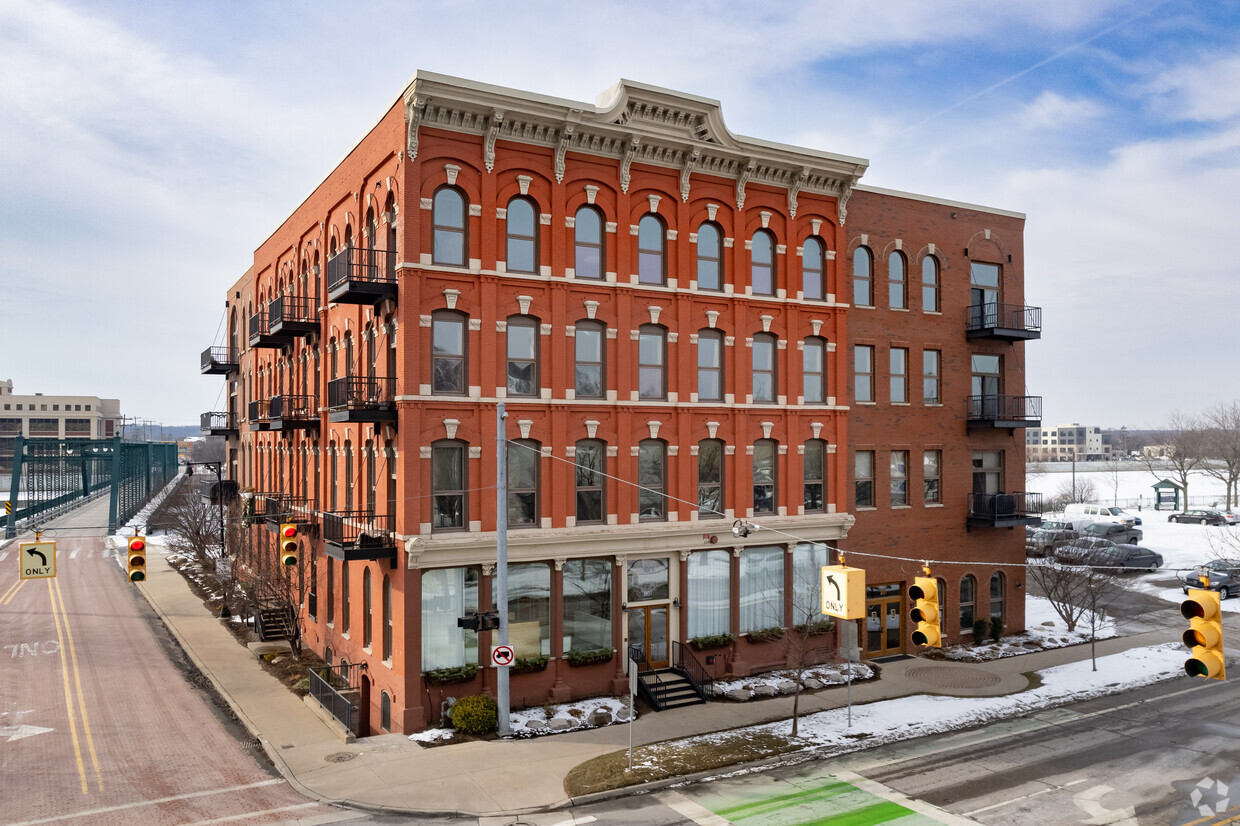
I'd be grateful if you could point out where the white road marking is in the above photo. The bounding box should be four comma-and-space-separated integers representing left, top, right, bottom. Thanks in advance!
963, 778, 1087, 817
660, 790, 733, 825
547, 816, 598, 826
1074, 783, 1137, 825
836, 771, 978, 825
6, 778, 285, 825
181, 802, 323, 824
0, 724, 54, 742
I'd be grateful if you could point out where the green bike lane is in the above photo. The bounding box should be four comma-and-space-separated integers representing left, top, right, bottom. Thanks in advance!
679, 767, 969, 826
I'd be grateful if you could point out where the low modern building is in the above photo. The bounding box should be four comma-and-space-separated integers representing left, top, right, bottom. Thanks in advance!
0, 379, 121, 483
202, 72, 1036, 735
1026, 423, 1110, 462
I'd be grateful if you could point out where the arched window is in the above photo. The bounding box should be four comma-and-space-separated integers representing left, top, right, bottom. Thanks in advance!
574, 206, 603, 279
802, 236, 826, 301
803, 439, 826, 513
574, 320, 605, 398
638, 325, 666, 400
506, 315, 539, 396
574, 439, 605, 524
326, 558, 335, 624
853, 246, 873, 306
989, 571, 1005, 625
380, 691, 391, 732
638, 439, 667, 521
751, 229, 775, 295
344, 440, 354, 511
922, 256, 940, 313
753, 439, 777, 514
752, 332, 777, 403
696, 222, 722, 291
959, 575, 976, 632
637, 214, 666, 285
889, 251, 907, 309
505, 196, 537, 273
382, 574, 393, 661
431, 311, 467, 395
431, 440, 466, 531
803, 336, 827, 404
329, 441, 338, 511
365, 439, 376, 513
697, 438, 724, 518
507, 439, 540, 527
697, 329, 724, 402
432, 187, 467, 266
363, 568, 372, 649
341, 561, 351, 635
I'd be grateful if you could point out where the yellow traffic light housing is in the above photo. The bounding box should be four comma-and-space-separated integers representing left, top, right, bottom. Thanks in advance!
127, 536, 147, 582
1182, 587, 1225, 680
279, 523, 299, 566
909, 575, 941, 648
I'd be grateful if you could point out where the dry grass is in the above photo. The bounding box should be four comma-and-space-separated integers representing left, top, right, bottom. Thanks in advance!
565, 730, 802, 796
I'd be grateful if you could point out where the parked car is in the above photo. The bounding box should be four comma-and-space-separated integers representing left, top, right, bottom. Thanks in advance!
1220, 510, 1240, 526
1055, 536, 1115, 565
1026, 520, 1080, 557
1094, 545, 1163, 572
1183, 559, 1240, 598
1108, 506, 1142, 526
1081, 522, 1143, 545
1063, 503, 1136, 528
1168, 508, 1226, 526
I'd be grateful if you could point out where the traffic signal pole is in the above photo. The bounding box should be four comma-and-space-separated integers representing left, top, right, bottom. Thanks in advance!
496, 403, 511, 737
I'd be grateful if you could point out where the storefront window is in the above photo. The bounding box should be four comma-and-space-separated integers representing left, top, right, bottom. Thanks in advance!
421, 567, 478, 670
688, 550, 730, 638
502, 563, 551, 658
792, 543, 830, 625
562, 558, 611, 652
739, 546, 783, 632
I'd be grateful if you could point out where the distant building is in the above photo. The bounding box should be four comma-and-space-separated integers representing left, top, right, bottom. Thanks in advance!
0, 379, 122, 480
1026, 423, 1111, 462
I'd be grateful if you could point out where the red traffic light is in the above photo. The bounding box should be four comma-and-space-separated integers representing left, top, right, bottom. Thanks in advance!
128, 537, 146, 552
280, 524, 297, 539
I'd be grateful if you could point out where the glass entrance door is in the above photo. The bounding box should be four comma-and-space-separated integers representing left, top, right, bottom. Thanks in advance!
627, 605, 669, 669
864, 583, 904, 658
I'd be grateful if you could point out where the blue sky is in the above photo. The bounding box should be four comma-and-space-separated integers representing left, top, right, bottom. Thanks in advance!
2, 0, 1238, 429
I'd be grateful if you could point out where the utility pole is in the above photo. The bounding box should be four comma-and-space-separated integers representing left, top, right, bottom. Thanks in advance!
496, 402, 510, 737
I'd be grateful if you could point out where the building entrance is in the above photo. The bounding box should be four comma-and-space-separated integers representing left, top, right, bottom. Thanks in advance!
627, 605, 669, 668
864, 583, 904, 658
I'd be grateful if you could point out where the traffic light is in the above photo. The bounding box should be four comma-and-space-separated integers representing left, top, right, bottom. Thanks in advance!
1182, 587, 1226, 680
909, 575, 941, 647
127, 536, 147, 582
279, 523, 299, 566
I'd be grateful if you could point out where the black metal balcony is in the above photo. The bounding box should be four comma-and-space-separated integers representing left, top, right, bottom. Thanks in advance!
327, 376, 397, 423
326, 246, 397, 306
247, 399, 272, 431
268, 295, 318, 339
200, 346, 239, 375
256, 493, 287, 527
966, 303, 1042, 341
967, 491, 1043, 528
249, 312, 291, 349
269, 395, 320, 431
323, 510, 396, 563
967, 395, 1041, 429
200, 411, 238, 437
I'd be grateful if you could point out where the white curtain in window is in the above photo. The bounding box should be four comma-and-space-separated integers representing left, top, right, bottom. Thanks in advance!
792, 543, 830, 624
739, 546, 784, 632
688, 550, 731, 637
421, 568, 474, 670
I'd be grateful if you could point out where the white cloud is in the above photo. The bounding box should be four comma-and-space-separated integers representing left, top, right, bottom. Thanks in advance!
1018, 90, 1105, 129
1148, 51, 1240, 123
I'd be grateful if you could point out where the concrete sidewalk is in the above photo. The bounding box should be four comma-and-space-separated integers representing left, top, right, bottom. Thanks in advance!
130, 534, 1185, 818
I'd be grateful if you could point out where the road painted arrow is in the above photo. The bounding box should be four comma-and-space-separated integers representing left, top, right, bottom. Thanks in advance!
0, 724, 54, 742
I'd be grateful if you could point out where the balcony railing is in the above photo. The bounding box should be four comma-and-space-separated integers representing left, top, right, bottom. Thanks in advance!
966, 394, 1041, 429
268, 394, 319, 431
267, 295, 318, 338
199, 411, 239, 436
967, 491, 1043, 528
200, 346, 239, 375
322, 510, 396, 562
326, 246, 397, 306
248, 312, 289, 349
966, 302, 1042, 341
308, 662, 362, 735
327, 376, 396, 423
247, 399, 272, 430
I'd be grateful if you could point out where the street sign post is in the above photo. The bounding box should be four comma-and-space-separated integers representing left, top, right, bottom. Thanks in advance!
19, 542, 56, 580
820, 564, 865, 619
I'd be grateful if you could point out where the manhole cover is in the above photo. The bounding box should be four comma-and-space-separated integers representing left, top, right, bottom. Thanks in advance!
905, 665, 1002, 689
324, 752, 357, 763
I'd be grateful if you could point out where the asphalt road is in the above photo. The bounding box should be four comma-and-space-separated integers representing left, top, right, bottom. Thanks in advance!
0, 498, 353, 825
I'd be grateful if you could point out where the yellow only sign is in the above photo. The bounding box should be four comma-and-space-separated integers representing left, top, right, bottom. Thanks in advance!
820, 564, 865, 619
19, 542, 56, 580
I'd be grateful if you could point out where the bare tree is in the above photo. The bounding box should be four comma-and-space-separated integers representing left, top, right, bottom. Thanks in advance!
1201, 401, 1240, 509
784, 547, 837, 738
154, 477, 222, 566
1140, 411, 1206, 507
1049, 477, 1096, 511
1101, 456, 1125, 506
189, 436, 225, 465
1026, 558, 1121, 670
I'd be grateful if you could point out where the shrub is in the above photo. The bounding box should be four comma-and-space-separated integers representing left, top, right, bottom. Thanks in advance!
424, 663, 479, 685
746, 626, 785, 644
689, 633, 736, 650
989, 615, 1004, 642
450, 694, 498, 735
972, 618, 988, 645
511, 655, 548, 675
564, 648, 613, 666
793, 619, 835, 636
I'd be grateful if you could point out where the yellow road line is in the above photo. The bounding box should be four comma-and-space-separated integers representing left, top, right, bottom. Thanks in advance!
1, 578, 27, 604
47, 578, 89, 795
51, 575, 104, 792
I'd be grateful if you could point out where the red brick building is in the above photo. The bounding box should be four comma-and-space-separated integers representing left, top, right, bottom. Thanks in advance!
201, 72, 1038, 735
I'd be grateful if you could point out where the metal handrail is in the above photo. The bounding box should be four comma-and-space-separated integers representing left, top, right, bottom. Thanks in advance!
326, 246, 397, 292
327, 376, 395, 410
966, 394, 1042, 422
308, 662, 362, 733
672, 640, 713, 699
200, 346, 237, 371
200, 411, 237, 432
322, 509, 394, 547
968, 491, 1043, 519
269, 394, 318, 421
966, 301, 1042, 333
267, 294, 316, 327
